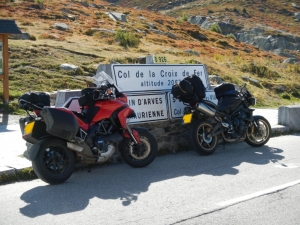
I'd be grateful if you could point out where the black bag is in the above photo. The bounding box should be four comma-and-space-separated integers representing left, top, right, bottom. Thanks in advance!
171, 74, 206, 103
214, 83, 236, 100
19, 92, 50, 110
171, 79, 194, 103
184, 74, 206, 100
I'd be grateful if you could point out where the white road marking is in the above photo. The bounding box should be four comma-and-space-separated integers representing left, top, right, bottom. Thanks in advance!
217, 179, 300, 207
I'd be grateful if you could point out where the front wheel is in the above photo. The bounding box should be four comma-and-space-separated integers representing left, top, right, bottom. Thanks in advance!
190, 120, 219, 155
245, 115, 271, 147
32, 138, 75, 185
120, 130, 158, 168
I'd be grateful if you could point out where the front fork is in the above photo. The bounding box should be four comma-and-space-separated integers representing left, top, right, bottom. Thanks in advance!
125, 125, 141, 144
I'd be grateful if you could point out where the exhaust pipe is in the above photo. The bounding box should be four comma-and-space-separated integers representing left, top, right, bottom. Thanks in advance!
67, 141, 93, 156
97, 145, 115, 162
196, 103, 216, 117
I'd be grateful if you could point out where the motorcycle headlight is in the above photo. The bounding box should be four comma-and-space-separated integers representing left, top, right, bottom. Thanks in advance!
249, 97, 256, 106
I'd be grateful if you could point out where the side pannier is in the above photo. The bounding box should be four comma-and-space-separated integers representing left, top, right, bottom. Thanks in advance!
171, 74, 206, 103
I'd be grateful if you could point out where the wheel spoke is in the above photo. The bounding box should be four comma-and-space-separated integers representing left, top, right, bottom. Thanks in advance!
43, 146, 70, 174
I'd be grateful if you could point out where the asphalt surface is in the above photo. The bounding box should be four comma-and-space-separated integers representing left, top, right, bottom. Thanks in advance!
0, 108, 291, 177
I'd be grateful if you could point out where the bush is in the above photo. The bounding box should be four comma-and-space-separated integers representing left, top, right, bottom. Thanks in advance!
182, 12, 188, 21
29, 35, 37, 41
115, 29, 140, 48
209, 24, 222, 34
233, 7, 239, 13
226, 33, 236, 39
84, 28, 95, 36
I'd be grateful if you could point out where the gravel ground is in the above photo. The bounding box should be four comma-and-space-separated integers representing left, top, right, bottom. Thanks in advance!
0, 113, 23, 126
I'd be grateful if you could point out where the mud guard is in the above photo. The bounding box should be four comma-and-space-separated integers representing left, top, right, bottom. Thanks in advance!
122, 127, 148, 143
23, 142, 41, 161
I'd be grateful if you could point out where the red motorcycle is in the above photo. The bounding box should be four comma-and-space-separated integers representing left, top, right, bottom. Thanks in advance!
18, 71, 158, 184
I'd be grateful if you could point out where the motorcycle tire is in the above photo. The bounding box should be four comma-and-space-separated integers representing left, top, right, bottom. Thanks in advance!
32, 137, 75, 185
190, 120, 219, 155
245, 115, 271, 147
120, 130, 158, 168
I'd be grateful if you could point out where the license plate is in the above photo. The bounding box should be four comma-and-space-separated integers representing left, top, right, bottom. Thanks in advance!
182, 113, 192, 124
24, 121, 35, 135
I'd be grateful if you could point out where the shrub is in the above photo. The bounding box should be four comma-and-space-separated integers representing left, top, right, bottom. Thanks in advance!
216, 39, 229, 46
29, 35, 37, 41
209, 24, 222, 34
35, 0, 44, 6
226, 33, 236, 39
233, 7, 239, 13
182, 12, 188, 21
84, 28, 96, 36
115, 29, 140, 48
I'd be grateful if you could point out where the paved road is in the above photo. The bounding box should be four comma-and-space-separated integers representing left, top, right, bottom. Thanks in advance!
0, 134, 299, 225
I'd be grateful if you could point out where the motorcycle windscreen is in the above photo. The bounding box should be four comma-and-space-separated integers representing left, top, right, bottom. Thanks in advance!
217, 97, 242, 114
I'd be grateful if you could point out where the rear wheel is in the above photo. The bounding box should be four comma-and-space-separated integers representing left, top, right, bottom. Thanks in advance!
245, 116, 271, 147
32, 138, 75, 185
190, 120, 219, 155
120, 130, 158, 168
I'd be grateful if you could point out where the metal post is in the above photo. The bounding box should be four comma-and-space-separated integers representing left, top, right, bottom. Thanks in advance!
2, 34, 9, 103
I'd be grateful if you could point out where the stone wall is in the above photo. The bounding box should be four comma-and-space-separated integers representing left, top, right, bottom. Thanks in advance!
131, 119, 192, 154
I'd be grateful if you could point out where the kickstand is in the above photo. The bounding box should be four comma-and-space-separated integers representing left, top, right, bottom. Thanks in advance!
88, 165, 91, 173
222, 136, 226, 149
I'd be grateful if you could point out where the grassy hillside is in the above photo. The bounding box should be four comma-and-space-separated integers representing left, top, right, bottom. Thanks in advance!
0, 0, 299, 114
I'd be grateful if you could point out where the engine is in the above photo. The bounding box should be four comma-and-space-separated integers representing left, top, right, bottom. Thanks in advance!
86, 119, 123, 154
223, 110, 248, 141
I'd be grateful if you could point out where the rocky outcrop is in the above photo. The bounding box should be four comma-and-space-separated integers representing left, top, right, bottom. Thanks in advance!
188, 15, 206, 25
105, 12, 128, 22
189, 16, 243, 35
205, 21, 243, 35
236, 27, 300, 57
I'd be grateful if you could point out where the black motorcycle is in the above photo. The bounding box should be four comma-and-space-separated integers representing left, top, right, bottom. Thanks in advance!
172, 76, 271, 155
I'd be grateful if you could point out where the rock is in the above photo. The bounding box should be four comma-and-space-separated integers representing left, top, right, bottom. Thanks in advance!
200, 20, 242, 35
243, 48, 251, 53
242, 76, 249, 81
236, 27, 300, 52
295, 12, 300, 20
91, 28, 115, 34
166, 32, 177, 39
150, 29, 165, 35
275, 85, 287, 92
209, 75, 223, 84
283, 58, 299, 64
273, 49, 298, 58
105, 12, 127, 22
188, 15, 206, 25
59, 63, 79, 71
276, 9, 293, 16
249, 78, 260, 86
54, 23, 70, 31
138, 16, 146, 20
184, 49, 200, 56
10, 33, 30, 40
